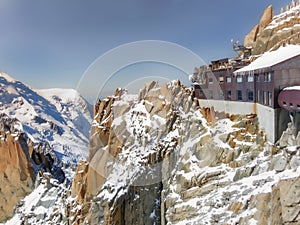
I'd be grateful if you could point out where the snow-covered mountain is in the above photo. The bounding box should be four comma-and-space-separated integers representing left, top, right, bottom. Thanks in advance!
3, 3, 300, 224
2, 76, 300, 224
52, 81, 300, 225
0, 72, 92, 224
0, 72, 92, 166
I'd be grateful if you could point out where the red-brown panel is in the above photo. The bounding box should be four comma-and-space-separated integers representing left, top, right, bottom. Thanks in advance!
278, 89, 300, 112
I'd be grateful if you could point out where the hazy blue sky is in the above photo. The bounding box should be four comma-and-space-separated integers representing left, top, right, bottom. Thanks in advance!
0, 0, 292, 101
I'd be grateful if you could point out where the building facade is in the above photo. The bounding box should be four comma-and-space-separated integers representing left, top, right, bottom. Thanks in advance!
193, 45, 300, 143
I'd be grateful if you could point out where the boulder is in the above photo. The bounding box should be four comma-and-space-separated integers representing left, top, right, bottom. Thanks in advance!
271, 155, 288, 172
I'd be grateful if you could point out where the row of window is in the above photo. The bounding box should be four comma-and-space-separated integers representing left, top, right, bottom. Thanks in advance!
216, 73, 272, 84
201, 89, 273, 106
282, 102, 300, 109
257, 90, 272, 106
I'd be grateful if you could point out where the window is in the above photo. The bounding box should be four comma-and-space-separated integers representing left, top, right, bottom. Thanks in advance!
209, 90, 213, 99
259, 74, 264, 82
247, 75, 254, 82
226, 76, 232, 83
248, 90, 254, 101
226, 90, 232, 100
290, 103, 294, 108
219, 90, 224, 100
264, 73, 272, 82
237, 90, 243, 101
236, 75, 243, 83
219, 76, 224, 83
268, 92, 272, 106
283, 101, 287, 106
199, 90, 204, 98
209, 78, 213, 84
297, 105, 300, 110
257, 90, 260, 102
267, 72, 272, 82
263, 91, 268, 105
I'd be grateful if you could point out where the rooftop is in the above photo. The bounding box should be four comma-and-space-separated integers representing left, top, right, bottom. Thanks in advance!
234, 45, 300, 75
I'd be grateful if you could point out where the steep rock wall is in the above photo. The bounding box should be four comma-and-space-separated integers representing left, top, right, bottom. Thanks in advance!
68, 81, 199, 224
68, 80, 300, 225
0, 114, 58, 222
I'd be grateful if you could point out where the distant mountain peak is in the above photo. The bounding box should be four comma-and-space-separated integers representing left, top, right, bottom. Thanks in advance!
0, 71, 16, 83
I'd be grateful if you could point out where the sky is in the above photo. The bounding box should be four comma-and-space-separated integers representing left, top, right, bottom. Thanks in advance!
0, 0, 293, 102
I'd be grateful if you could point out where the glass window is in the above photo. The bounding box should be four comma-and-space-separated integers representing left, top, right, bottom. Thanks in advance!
268, 72, 272, 82
199, 90, 204, 97
264, 73, 272, 82
248, 90, 254, 101
259, 74, 264, 82
227, 90, 232, 100
226, 76, 232, 83
219, 76, 224, 83
247, 75, 254, 82
236, 75, 243, 83
257, 90, 260, 102
219, 90, 224, 100
263, 91, 268, 105
268, 92, 272, 106
237, 90, 243, 101
209, 78, 213, 84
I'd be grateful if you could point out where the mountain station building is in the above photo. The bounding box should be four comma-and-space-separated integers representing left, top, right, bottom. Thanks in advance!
192, 45, 300, 143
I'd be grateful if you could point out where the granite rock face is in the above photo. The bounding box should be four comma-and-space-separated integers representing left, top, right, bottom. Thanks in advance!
258, 5, 274, 32
67, 81, 198, 225
66, 80, 300, 224
0, 114, 58, 222
244, 2, 300, 55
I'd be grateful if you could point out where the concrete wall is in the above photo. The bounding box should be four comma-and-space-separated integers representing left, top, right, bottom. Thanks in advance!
257, 104, 276, 143
198, 99, 255, 115
198, 99, 277, 143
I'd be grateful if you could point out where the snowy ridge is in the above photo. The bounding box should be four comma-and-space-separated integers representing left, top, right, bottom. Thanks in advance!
0, 72, 92, 165
266, 2, 300, 30
0, 72, 92, 224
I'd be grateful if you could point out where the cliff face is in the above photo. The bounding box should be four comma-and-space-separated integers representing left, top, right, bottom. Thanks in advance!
0, 114, 56, 222
68, 81, 197, 224
0, 131, 34, 222
0, 72, 92, 224
65, 80, 300, 224
244, 2, 300, 55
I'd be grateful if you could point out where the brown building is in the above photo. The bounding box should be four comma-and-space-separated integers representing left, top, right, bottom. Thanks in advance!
192, 58, 249, 101
234, 45, 300, 109
193, 45, 300, 142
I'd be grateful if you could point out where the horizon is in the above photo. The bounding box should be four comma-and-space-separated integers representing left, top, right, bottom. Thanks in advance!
0, 0, 293, 102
